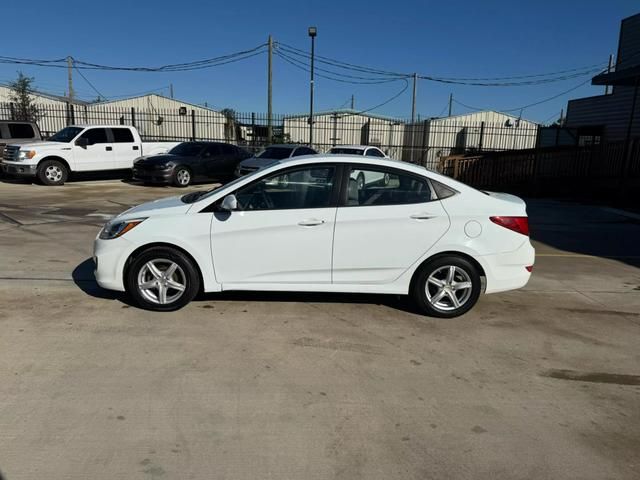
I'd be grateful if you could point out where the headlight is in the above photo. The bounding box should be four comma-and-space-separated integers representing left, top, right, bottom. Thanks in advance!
18, 150, 36, 160
99, 218, 146, 240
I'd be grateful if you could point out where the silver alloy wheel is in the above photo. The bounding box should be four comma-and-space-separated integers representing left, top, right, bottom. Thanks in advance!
137, 259, 187, 305
176, 169, 191, 185
425, 265, 473, 312
45, 165, 63, 183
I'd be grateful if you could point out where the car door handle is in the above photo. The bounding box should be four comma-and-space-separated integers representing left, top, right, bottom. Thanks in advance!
105, 146, 113, 151
132, 145, 139, 151
410, 213, 435, 220
298, 219, 325, 227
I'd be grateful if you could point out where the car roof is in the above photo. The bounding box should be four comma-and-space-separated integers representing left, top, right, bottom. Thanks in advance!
329, 145, 380, 150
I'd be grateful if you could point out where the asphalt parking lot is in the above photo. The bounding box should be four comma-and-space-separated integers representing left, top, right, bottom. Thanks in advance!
0, 178, 639, 480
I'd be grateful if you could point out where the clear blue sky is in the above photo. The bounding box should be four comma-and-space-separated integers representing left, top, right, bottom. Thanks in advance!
2, 0, 638, 123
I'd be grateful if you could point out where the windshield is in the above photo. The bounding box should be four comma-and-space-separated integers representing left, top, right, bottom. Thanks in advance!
49, 126, 83, 143
169, 143, 203, 156
329, 148, 364, 155
257, 147, 293, 160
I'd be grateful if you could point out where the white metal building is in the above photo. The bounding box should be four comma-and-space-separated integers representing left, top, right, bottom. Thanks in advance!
404, 111, 539, 165
283, 109, 406, 158
87, 94, 228, 141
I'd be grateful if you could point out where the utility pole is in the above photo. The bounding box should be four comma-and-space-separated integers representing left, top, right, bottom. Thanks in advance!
411, 73, 417, 123
410, 73, 417, 162
170, 83, 174, 99
448, 93, 453, 117
351, 94, 355, 110
308, 27, 317, 147
605, 54, 614, 95
267, 35, 273, 144
67, 56, 74, 104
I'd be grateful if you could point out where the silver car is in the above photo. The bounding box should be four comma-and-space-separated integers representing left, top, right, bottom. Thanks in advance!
235, 144, 317, 176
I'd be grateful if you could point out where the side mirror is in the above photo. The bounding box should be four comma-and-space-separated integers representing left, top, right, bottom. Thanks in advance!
220, 194, 238, 211
75, 137, 89, 148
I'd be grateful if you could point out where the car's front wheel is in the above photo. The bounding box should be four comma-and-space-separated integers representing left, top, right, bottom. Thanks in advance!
37, 159, 68, 186
125, 247, 200, 311
173, 167, 192, 187
411, 255, 481, 318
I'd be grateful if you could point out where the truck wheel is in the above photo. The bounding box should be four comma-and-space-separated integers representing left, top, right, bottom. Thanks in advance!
37, 160, 68, 186
173, 167, 191, 187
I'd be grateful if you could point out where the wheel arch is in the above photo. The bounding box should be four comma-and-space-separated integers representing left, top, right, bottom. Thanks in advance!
409, 250, 486, 294
39, 155, 71, 172
123, 242, 205, 293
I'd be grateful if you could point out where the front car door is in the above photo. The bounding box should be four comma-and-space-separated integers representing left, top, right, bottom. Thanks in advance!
332, 164, 450, 284
73, 127, 113, 171
210, 163, 339, 286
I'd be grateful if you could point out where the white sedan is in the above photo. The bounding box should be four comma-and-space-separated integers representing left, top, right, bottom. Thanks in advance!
94, 155, 534, 318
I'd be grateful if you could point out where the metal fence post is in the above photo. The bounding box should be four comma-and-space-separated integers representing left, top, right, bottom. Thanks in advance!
9, 102, 16, 120
420, 119, 429, 166
251, 113, 256, 148
131, 107, 136, 127
478, 121, 485, 152
191, 110, 196, 141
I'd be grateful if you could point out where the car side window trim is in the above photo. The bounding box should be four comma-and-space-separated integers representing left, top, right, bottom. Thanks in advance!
200, 162, 344, 213
338, 163, 438, 207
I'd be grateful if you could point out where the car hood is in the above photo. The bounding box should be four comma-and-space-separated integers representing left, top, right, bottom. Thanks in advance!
116, 195, 191, 220
134, 154, 185, 166
10, 141, 64, 150
239, 156, 279, 169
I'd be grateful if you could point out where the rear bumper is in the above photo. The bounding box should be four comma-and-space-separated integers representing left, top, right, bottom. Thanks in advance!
1, 162, 37, 177
480, 240, 535, 294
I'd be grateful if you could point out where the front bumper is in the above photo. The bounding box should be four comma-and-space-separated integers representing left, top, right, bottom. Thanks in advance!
93, 235, 133, 292
1, 161, 37, 177
132, 167, 173, 183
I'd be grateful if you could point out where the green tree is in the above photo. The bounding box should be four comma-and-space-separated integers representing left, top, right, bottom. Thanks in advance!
9, 72, 41, 122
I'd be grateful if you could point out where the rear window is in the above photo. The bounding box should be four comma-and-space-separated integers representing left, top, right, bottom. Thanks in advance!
329, 148, 364, 155
8, 123, 35, 139
257, 147, 294, 160
111, 128, 134, 143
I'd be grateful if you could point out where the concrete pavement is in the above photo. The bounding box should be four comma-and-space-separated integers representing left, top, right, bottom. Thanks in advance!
0, 179, 639, 479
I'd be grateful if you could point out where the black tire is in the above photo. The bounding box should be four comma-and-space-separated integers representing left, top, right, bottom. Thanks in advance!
356, 172, 365, 189
125, 246, 200, 311
37, 159, 68, 186
173, 166, 192, 188
411, 255, 481, 318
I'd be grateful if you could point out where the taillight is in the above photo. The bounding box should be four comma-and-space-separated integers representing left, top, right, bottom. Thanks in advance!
490, 216, 529, 236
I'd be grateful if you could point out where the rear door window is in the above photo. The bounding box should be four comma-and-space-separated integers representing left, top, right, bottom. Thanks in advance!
345, 166, 433, 206
110, 128, 135, 143
8, 123, 35, 139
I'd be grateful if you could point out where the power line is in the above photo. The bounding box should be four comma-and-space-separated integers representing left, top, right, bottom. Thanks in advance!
452, 76, 594, 114
73, 65, 107, 100
0, 44, 268, 72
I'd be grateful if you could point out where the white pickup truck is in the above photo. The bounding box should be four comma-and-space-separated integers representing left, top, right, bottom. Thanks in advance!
1, 125, 178, 185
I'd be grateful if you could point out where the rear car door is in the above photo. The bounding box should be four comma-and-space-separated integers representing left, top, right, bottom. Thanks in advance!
209, 164, 339, 285
72, 128, 113, 171
332, 164, 450, 284
110, 128, 140, 169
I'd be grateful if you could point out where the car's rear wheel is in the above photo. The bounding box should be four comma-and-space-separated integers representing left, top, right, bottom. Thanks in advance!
125, 247, 200, 311
37, 159, 68, 186
411, 255, 481, 318
173, 167, 191, 187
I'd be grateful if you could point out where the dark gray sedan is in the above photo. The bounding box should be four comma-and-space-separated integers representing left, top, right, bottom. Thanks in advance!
133, 142, 251, 187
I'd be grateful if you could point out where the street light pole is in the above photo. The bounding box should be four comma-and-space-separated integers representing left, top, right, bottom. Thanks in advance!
308, 26, 317, 147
